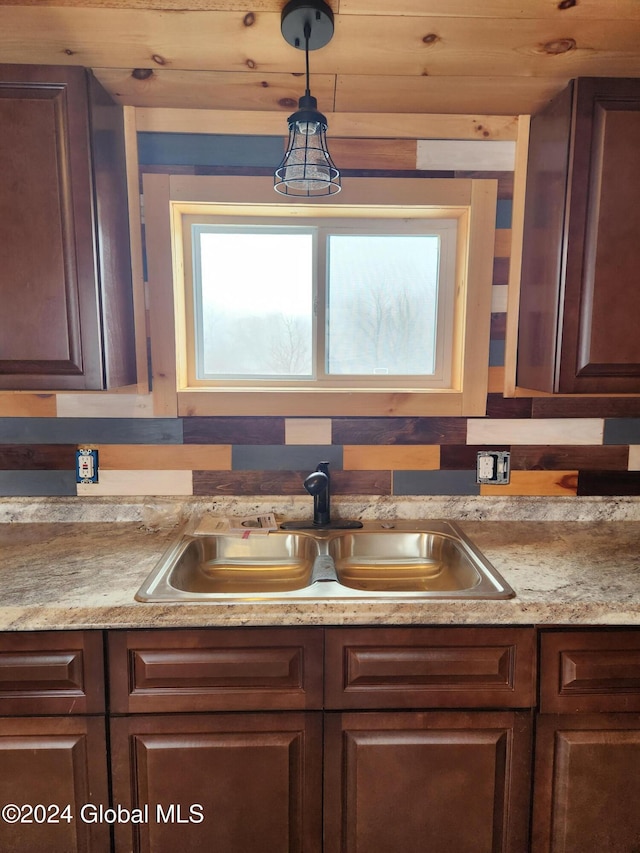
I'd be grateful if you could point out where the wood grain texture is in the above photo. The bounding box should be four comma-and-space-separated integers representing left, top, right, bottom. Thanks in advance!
284, 419, 332, 446
183, 416, 285, 444
0, 445, 76, 470
76, 469, 193, 495
98, 443, 231, 470
136, 108, 519, 140
485, 394, 532, 419
467, 418, 603, 446
532, 397, 640, 419
343, 445, 440, 470
480, 470, 578, 496
193, 470, 391, 495
56, 393, 154, 418
0, 394, 57, 417
333, 417, 467, 445
511, 445, 628, 472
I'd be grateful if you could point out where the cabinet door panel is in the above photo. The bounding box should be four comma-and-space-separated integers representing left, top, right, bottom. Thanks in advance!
324, 710, 532, 853
111, 712, 322, 853
563, 82, 640, 390
540, 629, 640, 713
0, 716, 110, 853
0, 64, 135, 390
108, 627, 323, 713
0, 630, 105, 715
533, 714, 640, 853
325, 627, 536, 709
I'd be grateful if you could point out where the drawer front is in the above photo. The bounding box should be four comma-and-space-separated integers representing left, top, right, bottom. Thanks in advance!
540, 629, 640, 713
325, 627, 536, 709
108, 628, 324, 713
0, 631, 105, 715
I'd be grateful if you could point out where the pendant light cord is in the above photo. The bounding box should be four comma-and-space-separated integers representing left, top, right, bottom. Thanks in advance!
304, 21, 311, 97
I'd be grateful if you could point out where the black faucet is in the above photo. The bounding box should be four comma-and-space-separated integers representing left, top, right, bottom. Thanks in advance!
304, 461, 331, 526
281, 462, 362, 530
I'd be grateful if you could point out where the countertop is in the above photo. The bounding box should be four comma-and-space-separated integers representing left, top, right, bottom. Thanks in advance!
1, 496, 640, 629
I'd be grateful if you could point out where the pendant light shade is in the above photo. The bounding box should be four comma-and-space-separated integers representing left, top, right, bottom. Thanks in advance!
274, 0, 341, 197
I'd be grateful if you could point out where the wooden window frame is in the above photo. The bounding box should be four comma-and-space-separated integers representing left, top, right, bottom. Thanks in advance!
144, 174, 497, 417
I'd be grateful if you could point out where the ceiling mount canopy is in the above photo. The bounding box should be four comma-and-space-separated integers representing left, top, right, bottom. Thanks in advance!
274, 0, 341, 197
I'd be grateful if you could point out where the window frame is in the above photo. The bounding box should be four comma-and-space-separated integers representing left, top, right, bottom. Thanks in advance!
182, 215, 458, 389
144, 174, 497, 417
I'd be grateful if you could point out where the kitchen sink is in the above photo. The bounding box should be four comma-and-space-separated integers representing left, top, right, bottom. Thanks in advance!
328, 531, 486, 593
135, 520, 514, 602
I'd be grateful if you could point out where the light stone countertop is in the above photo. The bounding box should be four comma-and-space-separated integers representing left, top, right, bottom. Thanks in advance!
1, 496, 640, 630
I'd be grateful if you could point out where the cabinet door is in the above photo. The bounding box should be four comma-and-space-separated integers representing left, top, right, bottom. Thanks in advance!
0, 64, 135, 390
0, 716, 110, 853
533, 714, 640, 852
324, 710, 533, 853
518, 77, 640, 393
110, 712, 322, 853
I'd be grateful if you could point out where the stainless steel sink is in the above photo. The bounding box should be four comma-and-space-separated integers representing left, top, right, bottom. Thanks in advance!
135, 520, 514, 602
328, 531, 487, 593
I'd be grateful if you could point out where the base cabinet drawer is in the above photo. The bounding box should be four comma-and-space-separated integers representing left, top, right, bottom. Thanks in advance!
325, 627, 536, 709
540, 629, 640, 713
0, 631, 105, 715
108, 628, 324, 713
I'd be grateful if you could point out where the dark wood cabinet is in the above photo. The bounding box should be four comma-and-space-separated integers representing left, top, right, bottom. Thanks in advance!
108, 628, 324, 853
110, 712, 323, 853
517, 77, 640, 393
0, 632, 109, 853
324, 627, 535, 853
324, 710, 533, 853
0, 716, 111, 853
0, 64, 136, 390
534, 629, 640, 852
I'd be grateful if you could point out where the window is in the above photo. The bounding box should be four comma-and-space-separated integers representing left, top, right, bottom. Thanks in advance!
184, 216, 457, 389
144, 176, 497, 416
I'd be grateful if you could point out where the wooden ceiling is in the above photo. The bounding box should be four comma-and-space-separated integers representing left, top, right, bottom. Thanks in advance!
0, 0, 639, 116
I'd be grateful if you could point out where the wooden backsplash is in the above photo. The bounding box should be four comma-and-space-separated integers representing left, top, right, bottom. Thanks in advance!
1, 134, 640, 498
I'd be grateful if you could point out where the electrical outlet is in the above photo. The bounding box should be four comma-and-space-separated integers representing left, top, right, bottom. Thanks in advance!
476, 451, 510, 485
76, 448, 99, 484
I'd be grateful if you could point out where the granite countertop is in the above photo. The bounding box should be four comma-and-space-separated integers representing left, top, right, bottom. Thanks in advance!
1, 496, 640, 630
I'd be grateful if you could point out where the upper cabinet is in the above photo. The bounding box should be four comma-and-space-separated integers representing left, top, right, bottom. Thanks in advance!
0, 65, 136, 390
517, 78, 640, 394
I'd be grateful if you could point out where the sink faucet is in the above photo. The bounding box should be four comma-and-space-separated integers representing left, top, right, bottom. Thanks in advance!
304, 461, 331, 526
280, 461, 362, 530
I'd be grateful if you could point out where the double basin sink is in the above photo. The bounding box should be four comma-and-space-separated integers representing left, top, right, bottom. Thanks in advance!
136, 520, 514, 602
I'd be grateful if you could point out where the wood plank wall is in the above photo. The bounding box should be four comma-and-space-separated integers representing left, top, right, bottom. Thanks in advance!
1, 130, 640, 498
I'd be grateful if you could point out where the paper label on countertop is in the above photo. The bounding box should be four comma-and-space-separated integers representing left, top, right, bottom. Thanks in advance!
193, 513, 278, 536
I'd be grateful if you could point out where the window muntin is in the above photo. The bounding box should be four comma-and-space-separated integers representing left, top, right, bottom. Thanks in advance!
183, 214, 457, 390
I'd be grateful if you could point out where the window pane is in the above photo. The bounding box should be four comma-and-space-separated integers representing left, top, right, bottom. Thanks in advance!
194, 228, 314, 378
326, 235, 440, 376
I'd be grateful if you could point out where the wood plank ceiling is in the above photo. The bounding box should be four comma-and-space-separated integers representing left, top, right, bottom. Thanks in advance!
0, 0, 638, 115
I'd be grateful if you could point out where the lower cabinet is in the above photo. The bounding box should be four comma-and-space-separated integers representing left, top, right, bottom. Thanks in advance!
8, 625, 640, 852
110, 712, 323, 853
107, 626, 536, 853
0, 717, 111, 853
533, 714, 640, 853
324, 711, 533, 853
0, 632, 109, 853
533, 629, 640, 853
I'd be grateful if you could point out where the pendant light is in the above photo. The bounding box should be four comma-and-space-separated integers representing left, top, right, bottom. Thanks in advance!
274, 0, 341, 197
